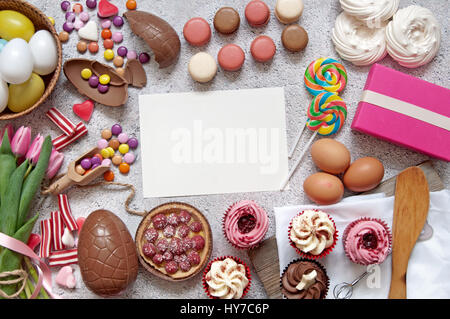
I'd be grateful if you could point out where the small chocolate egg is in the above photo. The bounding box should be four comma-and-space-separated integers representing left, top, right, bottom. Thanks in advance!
303, 172, 344, 205
343, 157, 384, 192
310, 138, 351, 175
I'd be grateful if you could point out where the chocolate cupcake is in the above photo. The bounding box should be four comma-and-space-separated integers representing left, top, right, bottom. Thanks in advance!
343, 218, 392, 265
281, 259, 329, 299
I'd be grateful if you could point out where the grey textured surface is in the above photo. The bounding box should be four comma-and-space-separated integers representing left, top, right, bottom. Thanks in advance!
6, 0, 449, 299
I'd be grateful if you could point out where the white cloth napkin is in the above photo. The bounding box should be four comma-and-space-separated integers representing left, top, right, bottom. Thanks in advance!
274, 190, 450, 299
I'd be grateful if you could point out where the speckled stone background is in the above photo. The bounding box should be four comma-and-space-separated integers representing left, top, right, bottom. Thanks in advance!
7, 0, 448, 299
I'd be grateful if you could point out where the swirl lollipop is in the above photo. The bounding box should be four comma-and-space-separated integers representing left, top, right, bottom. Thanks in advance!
306, 92, 347, 136
304, 57, 348, 96
282, 92, 348, 190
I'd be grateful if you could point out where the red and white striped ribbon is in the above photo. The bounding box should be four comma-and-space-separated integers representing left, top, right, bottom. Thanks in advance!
48, 248, 78, 267
52, 122, 88, 151
39, 219, 52, 259
50, 211, 65, 251
46, 107, 77, 137
58, 194, 78, 231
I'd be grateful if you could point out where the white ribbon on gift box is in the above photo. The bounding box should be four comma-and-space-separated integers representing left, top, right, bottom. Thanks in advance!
360, 90, 450, 131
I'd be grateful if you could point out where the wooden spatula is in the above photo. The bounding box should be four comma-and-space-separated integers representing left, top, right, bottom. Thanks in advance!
388, 166, 430, 299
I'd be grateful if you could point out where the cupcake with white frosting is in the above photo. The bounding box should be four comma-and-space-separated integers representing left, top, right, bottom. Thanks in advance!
203, 256, 251, 299
288, 210, 337, 259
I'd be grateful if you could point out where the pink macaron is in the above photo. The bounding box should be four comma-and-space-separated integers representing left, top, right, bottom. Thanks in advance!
245, 0, 270, 27
250, 35, 276, 62
218, 44, 245, 71
183, 17, 211, 46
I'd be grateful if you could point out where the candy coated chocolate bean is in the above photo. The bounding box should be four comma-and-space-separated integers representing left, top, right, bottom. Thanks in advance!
103, 39, 114, 50
99, 74, 111, 85
123, 152, 135, 164
101, 28, 112, 39
109, 138, 120, 150
97, 84, 109, 93
113, 16, 124, 27
118, 133, 128, 144
104, 48, 114, 60
111, 124, 122, 135
126, 50, 137, 60
103, 170, 114, 181
101, 19, 111, 29
118, 144, 129, 154
139, 52, 150, 64
127, 137, 138, 149
101, 129, 112, 139
112, 155, 122, 166
117, 46, 128, 57
59, 31, 69, 42
112, 32, 123, 43
113, 56, 124, 67
81, 158, 92, 169
100, 148, 111, 158
75, 164, 85, 175
81, 68, 92, 79
79, 12, 90, 22
88, 42, 99, 53
119, 162, 130, 174
77, 41, 88, 53
102, 158, 111, 167
86, 0, 97, 9
63, 22, 74, 33
91, 156, 102, 166
106, 147, 115, 157
126, 0, 137, 10
61, 1, 70, 11
88, 75, 99, 88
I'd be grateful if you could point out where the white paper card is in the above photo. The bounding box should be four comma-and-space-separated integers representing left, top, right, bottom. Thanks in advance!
139, 87, 289, 197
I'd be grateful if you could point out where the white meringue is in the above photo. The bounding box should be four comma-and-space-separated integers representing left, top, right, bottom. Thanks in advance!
386, 5, 441, 68
339, 0, 399, 27
332, 12, 388, 66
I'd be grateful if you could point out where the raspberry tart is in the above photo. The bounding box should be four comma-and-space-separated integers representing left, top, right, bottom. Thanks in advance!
136, 202, 212, 281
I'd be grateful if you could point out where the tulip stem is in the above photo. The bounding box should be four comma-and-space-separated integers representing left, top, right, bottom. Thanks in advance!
23, 163, 33, 180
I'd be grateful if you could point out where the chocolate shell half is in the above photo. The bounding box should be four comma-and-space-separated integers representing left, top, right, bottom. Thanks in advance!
124, 11, 181, 68
63, 58, 128, 107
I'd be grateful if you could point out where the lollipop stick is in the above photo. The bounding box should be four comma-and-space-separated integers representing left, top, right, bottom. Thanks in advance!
288, 120, 307, 159
280, 131, 318, 190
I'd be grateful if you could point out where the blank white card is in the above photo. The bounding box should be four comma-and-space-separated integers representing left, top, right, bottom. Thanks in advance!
138, 87, 289, 197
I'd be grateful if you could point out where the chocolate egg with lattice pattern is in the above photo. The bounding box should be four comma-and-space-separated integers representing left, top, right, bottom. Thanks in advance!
78, 209, 138, 296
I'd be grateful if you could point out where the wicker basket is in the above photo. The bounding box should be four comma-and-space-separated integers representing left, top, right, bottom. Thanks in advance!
0, 0, 62, 120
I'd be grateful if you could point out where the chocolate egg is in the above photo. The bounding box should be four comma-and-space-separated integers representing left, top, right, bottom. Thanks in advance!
303, 172, 344, 205
310, 138, 351, 174
78, 209, 138, 296
343, 157, 384, 192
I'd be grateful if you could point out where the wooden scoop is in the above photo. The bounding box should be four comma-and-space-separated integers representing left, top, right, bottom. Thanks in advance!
388, 166, 430, 299
46, 147, 110, 195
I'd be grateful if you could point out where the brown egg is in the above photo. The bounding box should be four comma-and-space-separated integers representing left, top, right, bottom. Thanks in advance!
343, 157, 384, 192
303, 172, 344, 205
310, 138, 351, 174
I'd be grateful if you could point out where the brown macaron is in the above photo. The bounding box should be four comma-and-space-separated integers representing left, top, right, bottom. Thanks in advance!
214, 7, 240, 34
281, 25, 308, 52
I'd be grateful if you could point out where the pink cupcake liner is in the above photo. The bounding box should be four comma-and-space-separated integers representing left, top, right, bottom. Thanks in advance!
288, 209, 338, 260
280, 258, 329, 299
222, 201, 267, 250
202, 255, 252, 299
342, 217, 392, 266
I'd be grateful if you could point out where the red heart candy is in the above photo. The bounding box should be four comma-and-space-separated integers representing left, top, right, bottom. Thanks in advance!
73, 100, 94, 122
98, 0, 119, 18
27, 233, 41, 251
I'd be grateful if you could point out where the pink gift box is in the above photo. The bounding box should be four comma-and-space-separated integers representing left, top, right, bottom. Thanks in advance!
351, 64, 450, 162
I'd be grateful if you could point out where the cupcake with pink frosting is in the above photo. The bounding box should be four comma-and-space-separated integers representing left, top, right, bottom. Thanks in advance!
343, 218, 392, 265
223, 200, 269, 249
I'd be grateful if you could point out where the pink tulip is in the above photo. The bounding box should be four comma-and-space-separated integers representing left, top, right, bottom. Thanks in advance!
46, 149, 64, 179
26, 134, 44, 165
11, 126, 31, 157
0, 124, 14, 147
